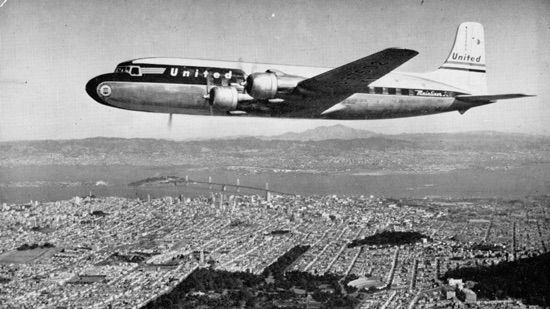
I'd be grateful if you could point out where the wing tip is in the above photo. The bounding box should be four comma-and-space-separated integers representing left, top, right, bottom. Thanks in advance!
385, 47, 419, 56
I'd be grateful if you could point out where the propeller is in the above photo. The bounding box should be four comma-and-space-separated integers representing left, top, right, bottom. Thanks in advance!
168, 113, 173, 129
237, 57, 256, 96
209, 100, 214, 116
230, 82, 245, 91
204, 73, 214, 116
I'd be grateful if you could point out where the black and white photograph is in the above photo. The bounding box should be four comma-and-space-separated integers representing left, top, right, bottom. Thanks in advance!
1, 0, 549, 307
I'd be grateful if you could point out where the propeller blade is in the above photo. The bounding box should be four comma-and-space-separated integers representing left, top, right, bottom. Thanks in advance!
230, 82, 244, 91
205, 75, 212, 115
237, 57, 245, 72
238, 57, 252, 95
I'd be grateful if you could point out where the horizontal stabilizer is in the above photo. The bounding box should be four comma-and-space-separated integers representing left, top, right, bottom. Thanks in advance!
456, 94, 534, 103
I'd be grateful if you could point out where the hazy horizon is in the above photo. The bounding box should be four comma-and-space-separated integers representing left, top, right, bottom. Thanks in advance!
1, 0, 548, 141
1, 124, 549, 143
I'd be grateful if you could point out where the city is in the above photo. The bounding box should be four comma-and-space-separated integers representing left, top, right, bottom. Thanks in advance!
1, 191, 548, 308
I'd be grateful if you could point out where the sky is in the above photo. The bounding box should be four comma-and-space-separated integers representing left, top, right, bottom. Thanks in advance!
0, 0, 548, 141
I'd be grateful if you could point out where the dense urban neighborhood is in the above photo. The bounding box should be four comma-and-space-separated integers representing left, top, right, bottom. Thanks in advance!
1, 193, 549, 308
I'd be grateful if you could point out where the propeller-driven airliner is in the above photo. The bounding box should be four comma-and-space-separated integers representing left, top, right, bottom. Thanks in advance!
86, 22, 532, 121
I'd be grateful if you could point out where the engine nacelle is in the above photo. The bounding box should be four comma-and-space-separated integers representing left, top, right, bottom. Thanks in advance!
245, 72, 304, 100
208, 86, 239, 111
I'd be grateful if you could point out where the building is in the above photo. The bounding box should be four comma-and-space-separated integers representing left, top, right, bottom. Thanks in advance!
448, 278, 464, 290
462, 288, 477, 303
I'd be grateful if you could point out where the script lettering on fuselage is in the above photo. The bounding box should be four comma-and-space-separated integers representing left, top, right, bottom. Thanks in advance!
169, 67, 233, 80
451, 52, 482, 63
415, 90, 449, 97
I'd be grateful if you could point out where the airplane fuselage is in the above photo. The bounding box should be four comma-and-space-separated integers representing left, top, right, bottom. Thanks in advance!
86, 57, 477, 120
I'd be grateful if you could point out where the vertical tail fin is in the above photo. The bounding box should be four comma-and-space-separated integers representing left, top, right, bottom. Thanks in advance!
434, 22, 487, 94
441, 22, 486, 71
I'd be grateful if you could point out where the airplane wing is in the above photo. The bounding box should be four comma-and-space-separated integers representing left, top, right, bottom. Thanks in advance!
297, 48, 418, 95
456, 94, 535, 103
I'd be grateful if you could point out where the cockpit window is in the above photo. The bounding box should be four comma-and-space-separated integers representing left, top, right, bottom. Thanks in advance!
115, 65, 141, 76
115, 66, 129, 73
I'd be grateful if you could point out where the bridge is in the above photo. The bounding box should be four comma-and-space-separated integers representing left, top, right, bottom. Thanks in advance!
128, 175, 294, 201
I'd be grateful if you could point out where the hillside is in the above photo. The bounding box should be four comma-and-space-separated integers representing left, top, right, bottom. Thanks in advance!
265, 124, 378, 141
1, 127, 549, 174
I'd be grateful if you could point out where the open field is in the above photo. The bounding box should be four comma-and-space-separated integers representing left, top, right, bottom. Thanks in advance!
0, 248, 58, 264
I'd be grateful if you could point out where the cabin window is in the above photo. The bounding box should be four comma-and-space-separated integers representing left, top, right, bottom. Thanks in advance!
374, 87, 383, 94
388, 88, 396, 95
401, 89, 409, 96
130, 67, 141, 76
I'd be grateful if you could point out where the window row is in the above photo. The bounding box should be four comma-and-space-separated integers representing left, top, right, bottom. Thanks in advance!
369, 87, 454, 97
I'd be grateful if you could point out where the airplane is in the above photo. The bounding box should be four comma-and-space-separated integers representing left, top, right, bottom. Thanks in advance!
86, 22, 533, 121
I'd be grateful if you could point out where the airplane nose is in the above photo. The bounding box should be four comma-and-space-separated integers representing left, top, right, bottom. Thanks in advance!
86, 73, 117, 105
86, 76, 103, 104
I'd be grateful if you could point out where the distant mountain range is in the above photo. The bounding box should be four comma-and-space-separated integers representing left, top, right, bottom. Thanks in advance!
264, 124, 378, 141
1, 124, 545, 144
261, 124, 543, 142
1, 125, 549, 171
